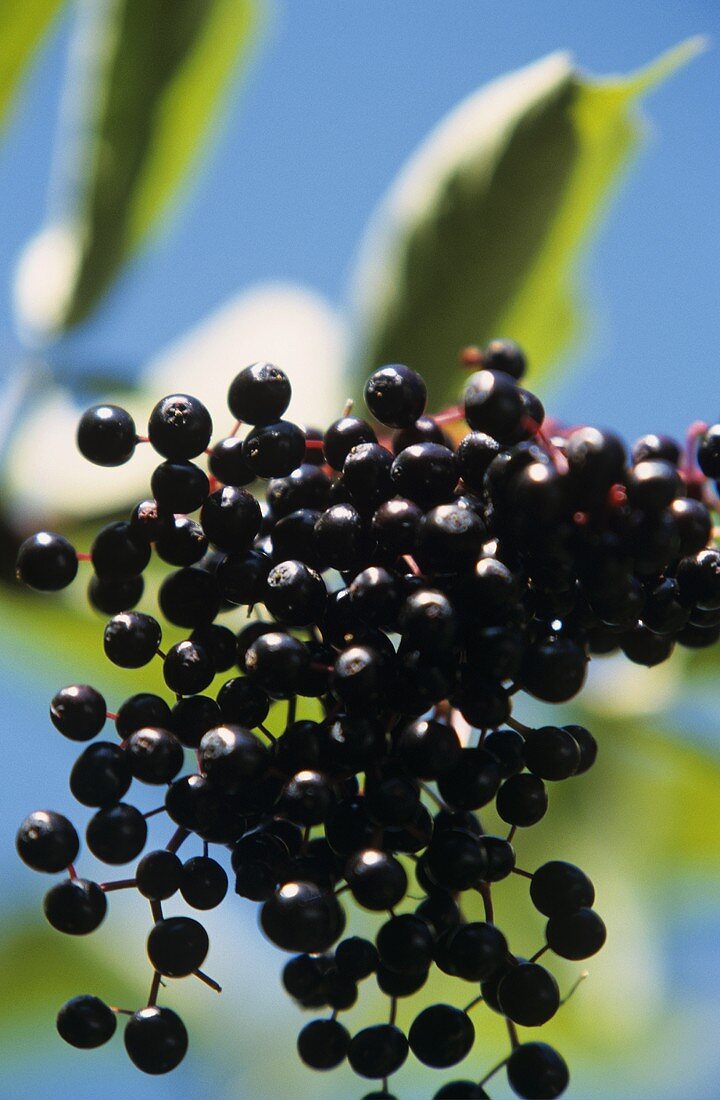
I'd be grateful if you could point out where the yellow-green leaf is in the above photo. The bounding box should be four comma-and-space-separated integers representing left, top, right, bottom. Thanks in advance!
16, 0, 261, 335
0, 0, 64, 132
350, 39, 705, 410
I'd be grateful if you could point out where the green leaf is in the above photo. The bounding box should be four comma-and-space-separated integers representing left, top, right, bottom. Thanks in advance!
15, 0, 261, 335
0, 0, 64, 133
350, 39, 705, 410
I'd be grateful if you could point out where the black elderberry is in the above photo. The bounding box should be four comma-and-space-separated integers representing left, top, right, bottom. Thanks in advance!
415, 504, 485, 573
371, 497, 422, 556
436, 921, 508, 981
348, 566, 401, 628
546, 906, 606, 959
390, 442, 458, 506
125, 727, 184, 784
91, 521, 150, 580
464, 369, 524, 441
298, 1018, 350, 1070
670, 497, 712, 556
496, 773, 548, 827
426, 828, 486, 891
148, 393, 212, 460
283, 953, 328, 1001
506, 1041, 569, 1099
243, 420, 306, 478
325, 796, 380, 857
392, 414, 448, 454
478, 836, 515, 883
271, 508, 322, 567
163, 639, 215, 695
77, 404, 137, 466
103, 612, 161, 668
621, 624, 675, 666
408, 1003, 475, 1068
348, 1024, 409, 1078
187, 624, 236, 673
364, 364, 427, 428
116, 693, 172, 737
336, 936, 378, 980
151, 459, 209, 513
265, 559, 327, 626
159, 567, 221, 628
377, 913, 434, 974
199, 724, 268, 785
376, 962, 429, 998
124, 1006, 188, 1075
155, 515, 208, 566
497, 962, 560, 1026
70, 742, 132, 807
331, 644, 387, 712
483, 728, 525, 778
50, 684, 106, 741
396, 717, 462, 779
458, 557, 518, 626
217, 676, 269, 728
245, 631, 308, 698
562, 724, 597, 774
280, 770, 335, 826
523, 726, 581, 781
315, 503, 368, 570
676, 549, 720, 610
228, 362, 291, 424
323, 416, 377, 470
88, 573, 144, 615
208, 435, 255, 485
415, 891, 462, 935
632, 432, 681, 466
147, 915, 209, 976
16, 532, 78, 591
136, 849, 183, 900
180, 856, 228, 909
267, 463, 332, 517
434, 1083, 489, 1100
86, 802, 147, 864
17, 810, 79, 873
530, 860, 595, 916
342, 442, 394, 506
456, 430, 501, 490
57, 994, 117, 1048
217, 548, 270, 606
345, 849, 407, 910
200, 486, 262, 551
698, 423, 720, 477
520, 634, 587, 703
260, 881, 345, 952
44, 878, 107, 934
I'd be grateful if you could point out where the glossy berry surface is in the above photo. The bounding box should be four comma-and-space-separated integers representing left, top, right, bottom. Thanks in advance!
57, 995, 117, 1048
77, 405, 137, 466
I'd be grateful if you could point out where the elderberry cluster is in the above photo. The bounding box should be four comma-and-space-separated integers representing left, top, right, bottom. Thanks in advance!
14, 342, 720, 1098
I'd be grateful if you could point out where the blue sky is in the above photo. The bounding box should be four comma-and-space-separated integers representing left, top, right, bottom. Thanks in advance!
2, 3, 720, 1098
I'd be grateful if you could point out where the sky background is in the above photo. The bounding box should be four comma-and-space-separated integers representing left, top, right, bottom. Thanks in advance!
1, 2, 719, 1098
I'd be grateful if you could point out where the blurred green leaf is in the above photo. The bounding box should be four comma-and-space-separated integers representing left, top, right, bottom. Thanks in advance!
350, 39, 704, 410
1, 917, 138, 1038
18, 0, 261, 334
0, 0, 64, 133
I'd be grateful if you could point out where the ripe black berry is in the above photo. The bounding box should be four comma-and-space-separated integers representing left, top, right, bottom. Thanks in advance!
44, 878, 107, 934
408, 1003, 475, 1068
126, 727, 184, 784
228, 363, 291, 425
103, 612, 161, 668
56, 995, 117, 1048
50, 684, 106, 741
497, 962, 560, 1026
364, 364, 427, 428
506, 1041, 569, 1099
148, 393, 212, 459
348, 1024, 408, 1078
147, 916, 209, 976
77, 404, 137, 466
243, 420, 306, 478
546, 907, 606, 959
136, 849, 183, 900
298, 1018, 350, 1070
124, 1006, 188, 1074
70, 742, 132, 807
86, 802, 147, 863
17, 810, 79, 873
163, 639, 215, 695
16, 532, 78, 591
